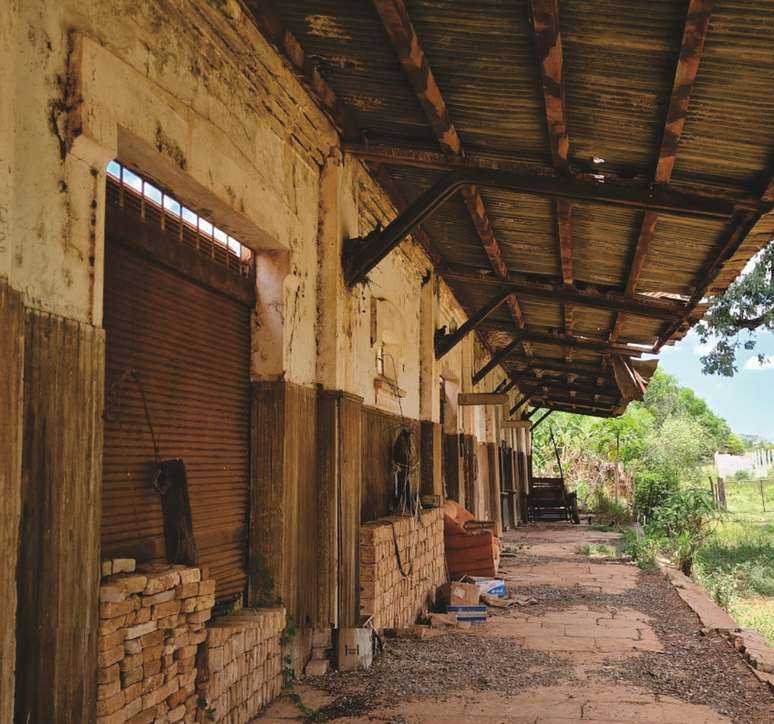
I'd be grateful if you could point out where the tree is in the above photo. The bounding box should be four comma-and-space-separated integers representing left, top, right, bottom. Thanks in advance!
695, 241, 774, 376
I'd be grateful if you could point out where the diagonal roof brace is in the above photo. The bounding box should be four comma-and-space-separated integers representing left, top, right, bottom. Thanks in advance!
342, 168, 757, 285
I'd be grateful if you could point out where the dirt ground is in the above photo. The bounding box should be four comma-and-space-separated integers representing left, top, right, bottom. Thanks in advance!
257, 524, 774, 723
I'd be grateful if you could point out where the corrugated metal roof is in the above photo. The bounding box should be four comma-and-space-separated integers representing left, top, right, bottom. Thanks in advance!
254, 0, 774, 416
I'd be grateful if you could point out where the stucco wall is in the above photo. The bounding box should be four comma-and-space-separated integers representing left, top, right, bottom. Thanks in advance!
1, 0, 518, 419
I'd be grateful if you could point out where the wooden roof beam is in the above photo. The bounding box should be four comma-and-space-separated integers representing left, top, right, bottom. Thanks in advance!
372, 0, 528, 340
245, 1, 360, 140
479, 327, 647, 356
434, 288, 514, 359
442, 272, 684, 320
342, 168, 758, 284
611, 0, 714, 342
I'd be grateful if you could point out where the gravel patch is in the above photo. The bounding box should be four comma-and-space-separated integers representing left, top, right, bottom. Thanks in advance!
310, 632, 565, 720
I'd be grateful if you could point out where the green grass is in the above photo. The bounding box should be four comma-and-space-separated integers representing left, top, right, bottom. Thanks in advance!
693, 494, 774, 644
576, 543, 619, 558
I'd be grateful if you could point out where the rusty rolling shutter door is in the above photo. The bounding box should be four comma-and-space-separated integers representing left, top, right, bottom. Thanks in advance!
102, 181, 252, 600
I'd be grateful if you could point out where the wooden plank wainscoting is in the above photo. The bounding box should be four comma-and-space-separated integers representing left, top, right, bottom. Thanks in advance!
316, 391, 363, 629
419, 420, 443, 498
249, 380, 317, 674
360, 406, 420, 522
0, 282, 24, 724
16, 309, 104, 724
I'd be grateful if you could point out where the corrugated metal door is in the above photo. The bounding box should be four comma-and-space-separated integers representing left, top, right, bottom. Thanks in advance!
102, 183, 251, 599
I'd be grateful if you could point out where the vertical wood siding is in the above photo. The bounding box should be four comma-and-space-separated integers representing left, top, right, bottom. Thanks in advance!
16, 310, 104, 724
0, 282, 24, 724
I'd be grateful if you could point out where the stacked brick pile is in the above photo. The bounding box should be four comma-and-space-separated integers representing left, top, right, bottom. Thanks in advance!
97, 559, 215, 724
195, 608, 286, 722
359, 508, 446, 631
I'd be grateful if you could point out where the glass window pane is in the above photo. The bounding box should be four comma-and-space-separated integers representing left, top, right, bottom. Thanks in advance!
214, 227, 228, 245
106, 160, 121, 178
143, 182, 162, 205
181, 207, 197, 226
122, 167, 143, 192
198, 218, 213, 237
163, 195, 181, 216
227, 236, 240, 254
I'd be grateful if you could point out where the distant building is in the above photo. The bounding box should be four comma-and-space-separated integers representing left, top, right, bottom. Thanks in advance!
715, 448, 773, 479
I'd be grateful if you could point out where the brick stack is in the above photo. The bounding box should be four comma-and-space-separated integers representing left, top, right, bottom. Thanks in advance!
97, 559, 215, 724
195, 608, 286, 722
359, 509, 446, 631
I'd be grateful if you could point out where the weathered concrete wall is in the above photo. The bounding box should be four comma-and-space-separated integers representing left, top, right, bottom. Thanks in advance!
1, 1, 524, 711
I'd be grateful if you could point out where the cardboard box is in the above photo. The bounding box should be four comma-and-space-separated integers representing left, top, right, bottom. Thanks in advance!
447, 605, 487, 623
470, 578, 506, 599
438, 582, 480, 608
337, 628, 373, 672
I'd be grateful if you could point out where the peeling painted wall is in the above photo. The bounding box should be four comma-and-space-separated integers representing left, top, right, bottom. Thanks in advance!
2, 0, 519, 422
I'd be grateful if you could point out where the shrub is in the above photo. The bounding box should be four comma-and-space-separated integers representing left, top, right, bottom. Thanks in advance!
588, 487, 630, 525
648, 488, 719, 575
622, 529, 660, 570
634, 471, 677, 522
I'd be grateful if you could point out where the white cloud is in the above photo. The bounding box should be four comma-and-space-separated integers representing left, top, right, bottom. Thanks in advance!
693, 341, 714, 355
743, 356, 774, 371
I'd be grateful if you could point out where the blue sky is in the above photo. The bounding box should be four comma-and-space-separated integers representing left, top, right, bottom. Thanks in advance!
648, 330, 774, 442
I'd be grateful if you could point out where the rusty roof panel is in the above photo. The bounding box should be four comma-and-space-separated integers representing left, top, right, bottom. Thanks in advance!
671, 1, 774, 193
406, 0, 551, 163
638, 215, 727, 295
277, 2, 438, 144
561, 0, 688, 175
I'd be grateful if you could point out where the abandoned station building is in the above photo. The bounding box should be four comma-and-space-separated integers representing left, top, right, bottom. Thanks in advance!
2, 1, 774, 722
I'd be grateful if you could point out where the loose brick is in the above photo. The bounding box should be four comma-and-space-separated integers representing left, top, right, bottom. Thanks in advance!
123, 682, 142, 704
112, 558, 136, 574
142, 644, 164, 664
98, 644, 125, 668
120, 653, 144, 673
96, 689, 125, 717
142, 677, 179, 709
143, 660, 162, 678
98, 663, 120, 685
141, 589, 176, 608
100, 599, 135, 619
144, 571, 180, 596
152, 600, 181, 620
125, 606, 151, 627
197, 579, 216, 596
125, 620, 157, 640
186, 610, 211, 625
124, 637, 143, 655
97, 679, 122, 701
100, 585, 127, 603
140, 629, 164, 648
181, 595, 214, 614
141, 672, 164, 693
175, 582, 199, 599
121, 666, 143, 687
177, 568, 201, 585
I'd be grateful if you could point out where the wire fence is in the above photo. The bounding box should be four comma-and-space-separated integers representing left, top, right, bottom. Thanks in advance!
719, 477, 774, 514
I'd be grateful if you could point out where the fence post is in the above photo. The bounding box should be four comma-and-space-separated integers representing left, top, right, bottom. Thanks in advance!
716, 477, 727, 511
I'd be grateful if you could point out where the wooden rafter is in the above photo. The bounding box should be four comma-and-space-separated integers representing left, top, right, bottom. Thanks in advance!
611, 0, 714, 342
441, 272, 685, 320
245, 1, 360, 140
479, 324, 647, 354
371, 0, 528, 344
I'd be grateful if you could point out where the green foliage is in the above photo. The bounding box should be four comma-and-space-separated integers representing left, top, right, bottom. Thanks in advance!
587, 487, 630, 525
621, 529, 660, 570
648, 488, 720, 574
634, 471, 677, 521
694, 240, 774, 376
576, 543, 619, 558
693, 511, 774, 644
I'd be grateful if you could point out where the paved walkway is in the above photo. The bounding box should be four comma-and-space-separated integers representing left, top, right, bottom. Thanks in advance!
259, 524, 774, 723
